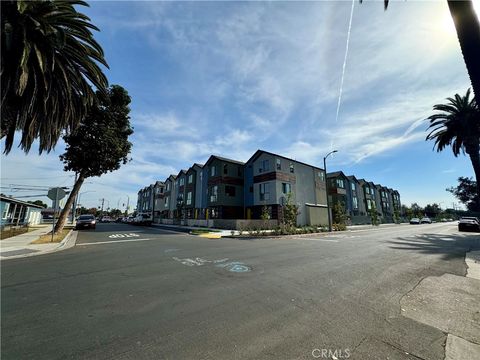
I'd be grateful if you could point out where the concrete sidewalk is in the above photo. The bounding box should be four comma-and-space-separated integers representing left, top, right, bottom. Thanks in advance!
401, 249, 480, 359
0, 226, 77, 260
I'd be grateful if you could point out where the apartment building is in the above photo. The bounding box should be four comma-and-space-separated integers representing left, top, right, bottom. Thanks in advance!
205, 155, 245, 219
184, 164, 204, 219
136, 150, 401, 228
245, 150, 328, 226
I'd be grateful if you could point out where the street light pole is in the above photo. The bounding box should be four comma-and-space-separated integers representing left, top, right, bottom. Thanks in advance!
323, 150, 338, 232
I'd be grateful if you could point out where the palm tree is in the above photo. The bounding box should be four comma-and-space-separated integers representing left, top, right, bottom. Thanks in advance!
1, 0, 108, 154
361, 0, 480, 104
426, 89, 480, 205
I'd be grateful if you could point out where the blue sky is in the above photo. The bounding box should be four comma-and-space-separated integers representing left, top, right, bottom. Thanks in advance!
1, 0, 479, 211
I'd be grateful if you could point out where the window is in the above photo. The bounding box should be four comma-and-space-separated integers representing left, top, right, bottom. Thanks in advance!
210, 186, 218, 202
262, 159, 269, 172
318, 171, 325, 182
186, 192, 192, 205
165, 197, 169, 208
188, 174, 193, 184
2, 203, 10, 219
223, 164, 228, 175
351, 183, 355, 191
211, 166, 216, 176
336, 179, 345, 188
289, 163, 294, 173
282, 183, 291, 194
353, 196, 358, 209
166, 183, 170, 191
225, 186, 236, 197
259, 183, 270, 201
179, 178, 185, 186
276, 159, 281, 170
366, 199, 372, 210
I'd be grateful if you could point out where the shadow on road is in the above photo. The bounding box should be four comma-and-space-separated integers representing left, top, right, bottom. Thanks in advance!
388, 232, 480, 260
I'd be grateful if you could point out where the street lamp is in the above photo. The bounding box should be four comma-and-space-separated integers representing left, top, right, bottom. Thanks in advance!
323, 150, 338, 232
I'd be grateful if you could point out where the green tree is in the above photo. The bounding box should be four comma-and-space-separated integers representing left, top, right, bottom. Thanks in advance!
27, 199, 47, 208
361, 0, 480, 104
1, 0, 108, 154
54, 85, 133, 233
426, 89, 480, 207
282, 192, 298, 228
447, 176, 479, 211
369, 203, 379, 226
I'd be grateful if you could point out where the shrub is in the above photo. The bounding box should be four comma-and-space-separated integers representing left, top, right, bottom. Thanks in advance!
333, 223, 347, 231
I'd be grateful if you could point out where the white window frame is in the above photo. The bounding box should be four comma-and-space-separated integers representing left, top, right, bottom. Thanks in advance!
188, 174, 193, 184
2, 203, 10, 219
186, 192, 192, 205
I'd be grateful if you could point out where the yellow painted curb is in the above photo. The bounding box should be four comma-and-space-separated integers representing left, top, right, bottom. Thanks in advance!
198, 233, 222, 239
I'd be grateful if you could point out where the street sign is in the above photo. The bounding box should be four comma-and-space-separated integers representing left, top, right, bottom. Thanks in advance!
48, 187, 67, 201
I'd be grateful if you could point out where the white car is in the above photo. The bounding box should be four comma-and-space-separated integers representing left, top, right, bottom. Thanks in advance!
410, 218, 420, 224
420, 217, 432, 224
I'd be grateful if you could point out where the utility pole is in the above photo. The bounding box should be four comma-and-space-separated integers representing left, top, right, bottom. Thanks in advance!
100, 198, 105, 213
125, 195, 130, 216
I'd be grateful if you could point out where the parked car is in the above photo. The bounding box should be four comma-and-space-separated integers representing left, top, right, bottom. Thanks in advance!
133, 213, 152, 226
458, 217, 480, 232
75, 214, 96, 230
410, 218, 420, 224
420, 217, 432, 224
100, 216, 112, 223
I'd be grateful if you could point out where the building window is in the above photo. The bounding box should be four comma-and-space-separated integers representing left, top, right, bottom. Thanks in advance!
262, 159, 269, 172
351, 183, 355, 191
186, 192, 192, 205
225, 185, 236, 197
259, 183, 270, 201
276, 158, 281, 170
165, 197, 169, 208
210, 186, 218, 202
366, 199, 372, 210
223, 164, 228, 175
282, 183, 292, 194
211, 166, 216, 176
180, 178, 185, 186
353, 196, 358, 209
336, 179, 345, 188
188, 174, 193, 184
289, 163, 294, 173
166, 183, 170, 191
318, 171, 325, 182
2, 203, 10, 219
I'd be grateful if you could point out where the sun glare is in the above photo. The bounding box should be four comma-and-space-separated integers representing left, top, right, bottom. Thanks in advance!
443, 0, 480, 35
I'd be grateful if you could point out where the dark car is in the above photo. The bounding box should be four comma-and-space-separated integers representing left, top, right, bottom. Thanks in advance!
458, 217, 480, 232
75, 214, 96, 230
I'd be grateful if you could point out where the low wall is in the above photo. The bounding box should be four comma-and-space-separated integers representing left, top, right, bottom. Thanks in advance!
213, 219, 278, 230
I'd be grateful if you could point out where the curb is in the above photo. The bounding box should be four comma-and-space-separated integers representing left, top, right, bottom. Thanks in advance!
0, 229, 78, 261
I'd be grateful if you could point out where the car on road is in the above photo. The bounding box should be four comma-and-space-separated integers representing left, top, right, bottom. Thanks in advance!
409, 218, 420, 224
458, 217, 480, 232
75, 215, 96, 230
100, 216, 112, 223
420, 217, 432, 224
133, 213, 152, 226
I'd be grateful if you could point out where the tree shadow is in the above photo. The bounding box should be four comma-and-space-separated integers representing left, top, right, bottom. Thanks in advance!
388, 232, 480, 260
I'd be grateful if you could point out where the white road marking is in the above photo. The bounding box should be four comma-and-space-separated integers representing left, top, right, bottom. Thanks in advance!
108, 233, 141, 238
78, 238, 153, 246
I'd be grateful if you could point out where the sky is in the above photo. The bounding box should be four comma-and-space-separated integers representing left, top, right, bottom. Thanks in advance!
1, 0, 479, 212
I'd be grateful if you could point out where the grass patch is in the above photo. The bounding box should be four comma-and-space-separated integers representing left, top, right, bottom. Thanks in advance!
0, 227, 36, 240
190, 228, 221, 235
31, 229, 71, 244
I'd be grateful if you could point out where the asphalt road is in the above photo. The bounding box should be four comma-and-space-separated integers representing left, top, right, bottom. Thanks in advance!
2, 222, 479, 359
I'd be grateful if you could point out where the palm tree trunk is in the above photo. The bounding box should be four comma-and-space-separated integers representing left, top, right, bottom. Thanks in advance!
447, 0, 480, 104
54, 173, 85, 233
467, 148, 480, 209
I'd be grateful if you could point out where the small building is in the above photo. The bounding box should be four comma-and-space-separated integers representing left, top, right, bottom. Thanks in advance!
0, 195, 44, 227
